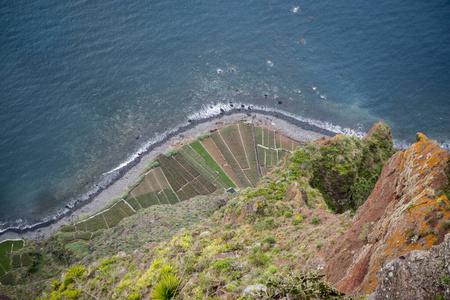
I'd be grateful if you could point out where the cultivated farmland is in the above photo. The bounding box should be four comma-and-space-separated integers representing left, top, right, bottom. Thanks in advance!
200, 138, 242, 188
0, 239, 29, 284
27, 122, 300, 261
157, 153, 217, 200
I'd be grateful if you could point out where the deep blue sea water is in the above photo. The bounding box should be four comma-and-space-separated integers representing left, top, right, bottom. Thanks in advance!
1, 0, 449, 231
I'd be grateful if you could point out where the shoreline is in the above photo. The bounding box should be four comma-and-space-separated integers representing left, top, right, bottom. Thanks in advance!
0, 108, 335, 242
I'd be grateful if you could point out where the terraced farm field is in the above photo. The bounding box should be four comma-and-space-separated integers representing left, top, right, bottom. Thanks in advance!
158, 153, 217, 201
178, 143, 234, 189
74, 199, 135, 232
211, 130, 253, 187
276, 132, 300, 151
237, 123, 260, 186
0, 239, 30, 284
200, 137, 242, 188
254, 126, 298, 175
35, 122, 300, 252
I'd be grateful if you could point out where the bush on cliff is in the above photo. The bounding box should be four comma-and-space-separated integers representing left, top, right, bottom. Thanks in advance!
289, 122, 394, 212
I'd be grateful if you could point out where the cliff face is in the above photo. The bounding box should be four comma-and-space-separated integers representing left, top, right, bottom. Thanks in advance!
325, 132, 450, 295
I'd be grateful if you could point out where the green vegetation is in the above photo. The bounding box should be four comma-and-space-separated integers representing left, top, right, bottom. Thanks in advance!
150, 273, 180, 300
0, 240, 24, 278
145, 158, 160, 172
190, 140, 236, 187
197, 132, 211, 141
179, 145, 231, 189
289, 123, 394, 212
256, 273, 345, 299
163, 148, 178, 158
211, 130, 252, 187
311, 217, 320, 225
268, 265, 279, 274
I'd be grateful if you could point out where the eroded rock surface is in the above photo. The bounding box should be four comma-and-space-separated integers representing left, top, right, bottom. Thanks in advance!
284, 181, 305, 207
325, 132, 450, 295
369, 233, 450, 300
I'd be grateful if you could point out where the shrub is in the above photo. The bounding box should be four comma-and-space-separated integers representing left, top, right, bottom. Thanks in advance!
249, 252, 272, 267
261, 236, 276, 246
122, 187, 131, 200
150, 273, 180, 300
406, 202, 415, 211
62, 289, 82, 299
226, 284, 237, 292
252, 246, 261, 254
268, 265, 278, 274
212, 258, 234, 274
350, 175, 379, 207
311, 217, 320, 225
441, 272, 450, 285
145, 159, 160, 171
61, 265, 86, 289
163, 149, 178, 158
292, 214, 307, 225
51, 279, 61, 291
257, 272, 345, 299
253, 217, 275, 231
284, 211, 293, 218
198, 132, 211, 141
127, 291, 141, 300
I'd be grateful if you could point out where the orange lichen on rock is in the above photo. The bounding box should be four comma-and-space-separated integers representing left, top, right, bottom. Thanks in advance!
325, 132, 449, 296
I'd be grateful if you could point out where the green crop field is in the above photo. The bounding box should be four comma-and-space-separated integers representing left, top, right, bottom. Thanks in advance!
257, 146, 279, 167
0, 240, 25, 278
254, 126, 277, 149
77, 214, 108, 232
117, 200, 135, 215
158, 155, 187, 190
103, 204, 129, 228
178, 146, 228, 189
211, 131, 252, 187
126, 166, 179, 210
134, 193, 153, 208
75, 199, 136, 232
163, 189, 179, 204
189, 141, 236, 188
126, 197, 142, 211
254, 127, 263, 146
74, 231, 92, 241
158, 153, 216, 201
156, 191, 170, 204
219, 125, 249, 169
267, 129, 275, 148
238, 123, 260, 186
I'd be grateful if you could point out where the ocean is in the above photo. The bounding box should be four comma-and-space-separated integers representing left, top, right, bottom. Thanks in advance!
1, 0, 449, 232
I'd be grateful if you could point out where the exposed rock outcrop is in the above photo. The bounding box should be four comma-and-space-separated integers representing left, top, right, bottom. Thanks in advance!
326, 132, 450, 295
284, 181, 305, 207
369, 233, 450, 300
